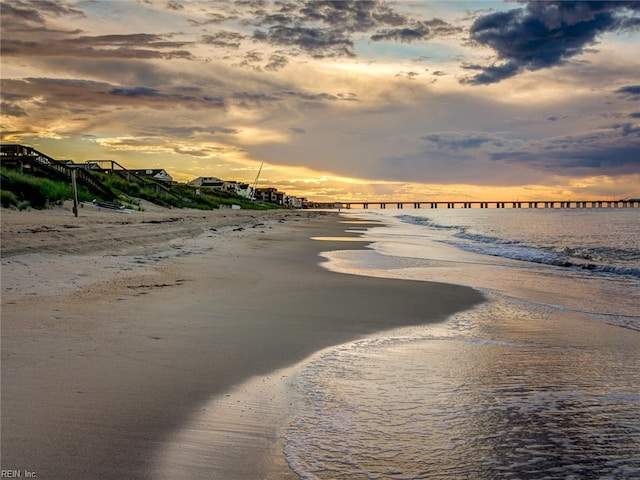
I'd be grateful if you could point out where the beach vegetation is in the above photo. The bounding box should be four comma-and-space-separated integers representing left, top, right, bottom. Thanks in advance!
1, 167, 93, 209
94, 172, 280, 210
1, 165, 281, 211
1, 189, 18, 208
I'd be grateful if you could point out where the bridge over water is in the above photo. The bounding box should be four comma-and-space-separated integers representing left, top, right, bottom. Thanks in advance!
334, 200, 640, 209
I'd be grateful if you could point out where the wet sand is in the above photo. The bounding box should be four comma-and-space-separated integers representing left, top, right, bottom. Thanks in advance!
1, 203, 483, 479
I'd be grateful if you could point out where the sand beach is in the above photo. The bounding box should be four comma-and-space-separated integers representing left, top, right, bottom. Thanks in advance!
0, 202, 483, 479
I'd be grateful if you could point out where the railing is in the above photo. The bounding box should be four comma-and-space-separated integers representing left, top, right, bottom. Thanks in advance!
85, 159, 184, 203
1, 144, 116, 200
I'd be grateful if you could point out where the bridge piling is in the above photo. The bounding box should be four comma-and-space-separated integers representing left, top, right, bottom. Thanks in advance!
331, 199, 639, 210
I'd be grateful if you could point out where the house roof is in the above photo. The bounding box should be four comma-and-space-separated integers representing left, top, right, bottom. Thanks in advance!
131, 169, 169, 175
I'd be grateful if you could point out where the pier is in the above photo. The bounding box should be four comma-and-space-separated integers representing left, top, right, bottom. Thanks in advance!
331, 200, 640, 210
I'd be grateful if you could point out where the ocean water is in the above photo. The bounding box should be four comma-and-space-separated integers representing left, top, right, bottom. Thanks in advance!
284, 208, 640, 479
156, 208, 640, 479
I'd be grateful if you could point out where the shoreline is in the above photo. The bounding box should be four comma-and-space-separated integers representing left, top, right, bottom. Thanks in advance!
1, 205, 484, 479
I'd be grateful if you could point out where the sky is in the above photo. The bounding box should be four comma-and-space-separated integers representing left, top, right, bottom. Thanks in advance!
1, 0, 639, 202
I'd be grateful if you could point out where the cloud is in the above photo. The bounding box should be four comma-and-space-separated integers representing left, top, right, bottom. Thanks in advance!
1, 78, 226, 114
253, 25, 355, 57
246, 0, 459, 58
489, 126, 640, 176
166, 1, 183, 11
108, 84, 225, 108
265, 53, 289, 71
229, 88, 347, 109
612, 122, 640, 137
491, 146, 640, 176
371, 19, 460, 43
616, 85, 640, 100
187, 12, 235, 26
0, 0, 85, 30
94, 136, 242, 159
1, 32, 194, 60
421, 132, 504, 150
110, 86, 161, 97
201, 31, 246, 49
147, 125, 240, 137
292, 0, 401, 33
465, 1, 640, 84
1, 101, 27, 117
395, 71, 420, 80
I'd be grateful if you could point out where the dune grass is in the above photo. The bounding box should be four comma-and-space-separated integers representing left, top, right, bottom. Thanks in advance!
1, 167, 280, 211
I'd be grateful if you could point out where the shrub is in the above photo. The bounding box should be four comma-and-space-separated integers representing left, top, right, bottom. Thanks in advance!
1, 168, 94, 209
1, 189, 18, 208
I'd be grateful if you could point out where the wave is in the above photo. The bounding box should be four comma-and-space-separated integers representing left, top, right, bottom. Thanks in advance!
396, 214, 459, 230
397, 215, 640, 279
556, 245, 640, 263
448, 239, 640, 278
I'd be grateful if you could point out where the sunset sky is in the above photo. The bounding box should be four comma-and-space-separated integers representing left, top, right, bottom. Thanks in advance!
1, 0, 639, 202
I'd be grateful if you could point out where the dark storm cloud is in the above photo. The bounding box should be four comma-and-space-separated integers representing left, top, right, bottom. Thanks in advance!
465, 1, 640, 85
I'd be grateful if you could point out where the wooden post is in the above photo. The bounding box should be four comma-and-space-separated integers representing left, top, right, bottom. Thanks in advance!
71, 170, 79, 217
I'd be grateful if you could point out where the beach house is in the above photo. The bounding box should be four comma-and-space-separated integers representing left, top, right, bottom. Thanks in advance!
130, 169, 174, 184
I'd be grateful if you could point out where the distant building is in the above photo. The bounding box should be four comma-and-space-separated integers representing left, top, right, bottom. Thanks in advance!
130, 169, 174, 184
253, 187, 281, 204
285, 196, 308, 208
187, 177, 251, 197
224, 181, 251, 198
188, 176, 225, 189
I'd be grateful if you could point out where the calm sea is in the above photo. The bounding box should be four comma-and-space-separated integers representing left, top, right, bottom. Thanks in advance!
284, 208, 640, 479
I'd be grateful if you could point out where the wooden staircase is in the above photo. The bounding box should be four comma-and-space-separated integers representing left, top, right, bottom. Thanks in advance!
86, 159, 184, 203
1, 144, 117, 201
